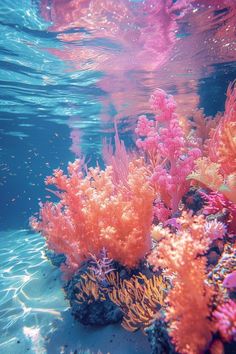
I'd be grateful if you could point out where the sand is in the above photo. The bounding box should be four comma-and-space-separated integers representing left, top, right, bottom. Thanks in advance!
0, 229, 151, 354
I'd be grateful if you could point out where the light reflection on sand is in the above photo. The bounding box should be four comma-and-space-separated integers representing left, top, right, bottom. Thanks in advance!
0, 229, 66, 353
0, 229, 150, 354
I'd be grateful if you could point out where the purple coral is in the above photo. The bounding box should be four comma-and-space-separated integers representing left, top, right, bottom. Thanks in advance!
89, 247, 115, 284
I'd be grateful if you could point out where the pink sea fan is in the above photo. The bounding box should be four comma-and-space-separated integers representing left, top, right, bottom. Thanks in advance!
214, 300, 236, 342
204, 220, 227, 241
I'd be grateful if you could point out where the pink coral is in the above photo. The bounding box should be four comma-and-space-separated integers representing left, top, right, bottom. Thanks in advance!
136, 89, 201, 215
31, 158, 154, 276
214, 300, 236, 342
102, 122, 131, 187
201, 191, 236, 233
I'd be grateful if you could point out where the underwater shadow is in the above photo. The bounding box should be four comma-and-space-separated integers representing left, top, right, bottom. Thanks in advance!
45, 309, 151, 354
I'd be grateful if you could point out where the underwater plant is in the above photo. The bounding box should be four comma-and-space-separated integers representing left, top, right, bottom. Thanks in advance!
31, 157, 154, 276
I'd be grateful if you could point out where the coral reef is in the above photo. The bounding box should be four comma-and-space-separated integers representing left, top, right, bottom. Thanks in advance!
202, 191, 236, 234
32, 84, 236, 354
189, 82, 236, 204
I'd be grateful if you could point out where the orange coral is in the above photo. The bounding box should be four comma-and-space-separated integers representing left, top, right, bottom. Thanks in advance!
188, 82, 236, 203
76, 271, 106, 304
208, 81, 236, 175
107, 272, 167, 332
187, 157, 223, 191
31, 158, 154, 275
191, 109, 221, 151
148, 212, 214, 354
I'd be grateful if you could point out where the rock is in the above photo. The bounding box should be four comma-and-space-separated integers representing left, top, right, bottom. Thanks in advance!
145, 320, 176, 354
45, 249, 66, 268
64, 264, 123, 326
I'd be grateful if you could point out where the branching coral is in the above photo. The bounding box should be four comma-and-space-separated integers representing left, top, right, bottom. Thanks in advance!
187, 157, 223, 191
190, 109, 222, 150
148, 212, 214, 354
209, 81, 236, 175
189, 82, 236, 202
135, 89, 201, 216
89, 248, 115, 284
107, 272, 167, 332
31, 158, 154, 276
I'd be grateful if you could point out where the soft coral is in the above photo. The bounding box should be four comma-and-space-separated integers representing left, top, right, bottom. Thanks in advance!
31, 158, 154, 276
148, 212, 214, 354
135, 89, 201, 216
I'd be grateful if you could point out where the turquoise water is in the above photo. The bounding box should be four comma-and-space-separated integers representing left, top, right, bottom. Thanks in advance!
1, 1, 236, 353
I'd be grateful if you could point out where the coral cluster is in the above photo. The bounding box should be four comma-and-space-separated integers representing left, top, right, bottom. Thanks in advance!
31, 158, 154, 276
32, 84, 236, 354
189, 82, 236, 204
148, 213, 214, 354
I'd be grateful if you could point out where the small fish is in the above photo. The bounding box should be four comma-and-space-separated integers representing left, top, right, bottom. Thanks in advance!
223, 270, 236, 288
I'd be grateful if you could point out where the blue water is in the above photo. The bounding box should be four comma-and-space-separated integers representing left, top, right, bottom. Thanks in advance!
0, 0, 236, 353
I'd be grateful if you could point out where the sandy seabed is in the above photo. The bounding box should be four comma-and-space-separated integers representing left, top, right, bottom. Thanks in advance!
0, 230, 150, 354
